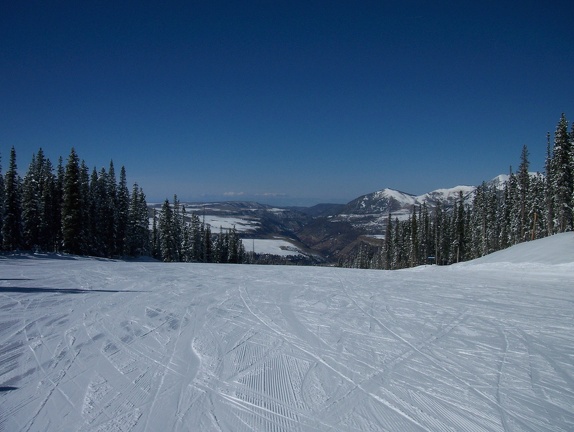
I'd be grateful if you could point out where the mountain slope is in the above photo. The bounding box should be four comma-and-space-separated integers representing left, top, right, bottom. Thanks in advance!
1, 235, 573, 431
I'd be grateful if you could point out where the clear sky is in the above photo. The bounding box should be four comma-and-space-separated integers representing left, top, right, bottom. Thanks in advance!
1, 1, 573, 206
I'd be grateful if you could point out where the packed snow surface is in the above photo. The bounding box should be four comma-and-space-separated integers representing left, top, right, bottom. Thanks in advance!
1, 234, 574, 431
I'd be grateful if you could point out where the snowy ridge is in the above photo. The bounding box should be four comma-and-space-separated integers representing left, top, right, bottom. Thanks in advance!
338, 185, 477, 229
342, 173, 546, 219
1, 235, 573, 431
464, 231, 574, 265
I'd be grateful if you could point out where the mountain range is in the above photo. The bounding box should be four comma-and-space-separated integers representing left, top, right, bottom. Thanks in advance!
149, 175, 518, 263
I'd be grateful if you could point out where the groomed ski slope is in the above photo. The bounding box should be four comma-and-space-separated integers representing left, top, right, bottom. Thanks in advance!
1, 233, 573, 431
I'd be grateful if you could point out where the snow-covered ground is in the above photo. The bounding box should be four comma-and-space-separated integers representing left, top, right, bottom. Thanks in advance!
202, 215, 260, 233
244, 238, 304, 256
1, 234, 573, 431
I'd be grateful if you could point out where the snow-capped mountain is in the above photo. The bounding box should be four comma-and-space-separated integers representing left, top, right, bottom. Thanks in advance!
343, 184, 478, 216
334, 184, 478, 230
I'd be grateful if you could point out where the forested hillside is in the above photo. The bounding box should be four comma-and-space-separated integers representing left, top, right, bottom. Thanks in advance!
2, 114, 573, 268
340, 114, 574, 268
0, 148, 245, 263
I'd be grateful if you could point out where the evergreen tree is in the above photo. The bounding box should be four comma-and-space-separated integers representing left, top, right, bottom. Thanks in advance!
544, 132, 555, 235
203, 223, 213, 263
528, 173, 546, 240
433, 202, 446, 265
0, 153, 4, 247
215, 227, 228, 263
383, 213, 393, 269
151, 209, 160, 259
79, 161, 91, 253
94, 167, 111, 255
53, 157, 65, 252
182, 212, 193, 262
116, 166, 130, 255
105, 161, 118, 255
2, 147, 22, 251
451, 192, 466, 263
158, 199, 175, 261
126, 183, 150, 257
409, 208, 419, 266
21, 149, 56, 251
420, 203, 430, 264
392, 217, 403, 269
22, 152, 41, 249
171, 195, 183, 261
517, 145, 530, 241
190, 213, 203, 261
227, 226, 244, 263
551, 114, 573, 232
499, 178, 512, 250
39, 157, 57, 251
62, 148, 84, 254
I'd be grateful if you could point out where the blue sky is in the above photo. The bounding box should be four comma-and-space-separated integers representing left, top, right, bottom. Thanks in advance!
1, 1, 573, 206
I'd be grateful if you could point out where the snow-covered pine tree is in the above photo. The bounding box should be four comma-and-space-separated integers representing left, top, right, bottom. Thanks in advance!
190, 213, 203, 261
470, 182, 487, 258
570, 122, 574, 225
432, 202, 445, 265
392, 217, 404, 269
126, 183, 150, 257
151, 209, 159, 259
105, 161, 118, 256
38, 155, 58, 252
116, 166, 130, 256
383, 213, 393, 269
181, 210, 192, 262
214, 226, 228, 263
409, 208, 419, 267
450, 192, 466, 263
172, 195, 184, 262
203, 223, 213, 263
551, 114, 573, 232
79, 161, 91, 254
2, 147, 22, 251
22, 152, 41, 250
158, 198, 175, 262
61, 148, 84, 255
0, 153, 4, 247
544, 131, 555, 235
528, 173, 546, 240
517, 145, 530, 242
419, 203, 430, 265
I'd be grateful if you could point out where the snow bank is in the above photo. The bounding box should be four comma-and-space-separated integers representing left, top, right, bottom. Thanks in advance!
468, 232, 574, 265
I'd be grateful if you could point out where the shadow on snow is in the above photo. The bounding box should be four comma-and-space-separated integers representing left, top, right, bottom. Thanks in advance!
0, 287, 144, 294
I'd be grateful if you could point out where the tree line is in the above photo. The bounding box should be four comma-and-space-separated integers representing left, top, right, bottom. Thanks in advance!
342, 114, 574, 269
150, 195, 246, 263
0, 147, 245, 263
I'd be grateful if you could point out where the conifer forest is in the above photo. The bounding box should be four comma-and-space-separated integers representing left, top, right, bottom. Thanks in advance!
1, 114, 573, 268
0, 147, 245, 263
342, 114, 574, 269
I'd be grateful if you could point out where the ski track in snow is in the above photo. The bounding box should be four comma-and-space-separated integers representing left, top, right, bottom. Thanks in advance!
1, 237, 574, 431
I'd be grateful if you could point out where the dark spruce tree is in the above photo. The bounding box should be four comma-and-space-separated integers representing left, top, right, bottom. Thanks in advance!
22, 152, 41, 250
517, 145, 531, 242
61, 148, 84, 255
0, 153, 5, 247
2, 147, 22, 251
116, 166, 130, 256
126, 183, 150, 257
158, 198, 176, 262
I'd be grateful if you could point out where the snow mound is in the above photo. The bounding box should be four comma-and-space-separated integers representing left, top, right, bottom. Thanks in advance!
468, 232, 574, 265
